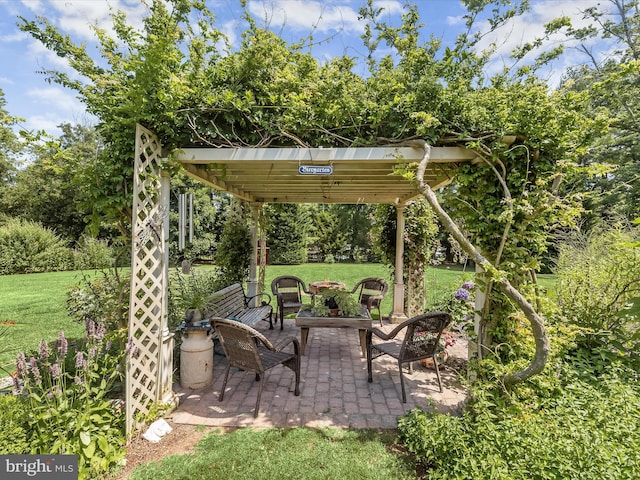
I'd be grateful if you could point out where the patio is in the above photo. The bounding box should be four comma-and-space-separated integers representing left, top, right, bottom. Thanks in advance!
170, 317, 469, 429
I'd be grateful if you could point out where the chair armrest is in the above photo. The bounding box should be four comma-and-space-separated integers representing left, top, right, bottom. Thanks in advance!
246, 292, 272, 306
273, 336, 300, 355
366, 327, 391, 341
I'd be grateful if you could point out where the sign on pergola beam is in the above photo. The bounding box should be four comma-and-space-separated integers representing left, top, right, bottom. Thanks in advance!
174, 146, 475, 204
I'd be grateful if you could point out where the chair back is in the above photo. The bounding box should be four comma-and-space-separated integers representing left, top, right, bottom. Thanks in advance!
354, 277, 388, 307
401, 312, 451, 363
213, 319, 263, 372
271, 276, 306, 304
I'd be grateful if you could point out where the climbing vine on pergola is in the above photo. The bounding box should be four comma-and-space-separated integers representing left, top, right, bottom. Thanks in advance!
20, 0, 605, 432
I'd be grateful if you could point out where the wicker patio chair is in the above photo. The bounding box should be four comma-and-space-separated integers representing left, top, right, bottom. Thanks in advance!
366, 311, 451, 402
350, 277, 388, 326
211, 317, 301, 417
270, 275, 310, 330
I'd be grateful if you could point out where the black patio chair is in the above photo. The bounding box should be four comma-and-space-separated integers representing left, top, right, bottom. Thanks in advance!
366, 311, 451, 402
270, 275, 310, 330
350, 277, 388, 326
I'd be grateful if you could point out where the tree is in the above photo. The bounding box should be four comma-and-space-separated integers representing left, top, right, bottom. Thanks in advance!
19, 1, 223, 237
0, 88, 24, 192
168, 173, 228, 264
264, 203, 308, 265
373, 199, 439, 315
559, 0, 640, 228
1, 124, 98, 241
329, 204, 376, 262
215, 199, 251, 285
310, 208, 348, 261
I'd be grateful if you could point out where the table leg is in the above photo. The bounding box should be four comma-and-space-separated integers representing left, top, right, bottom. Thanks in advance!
300, 327, 309, 355
358, 329, 367, 357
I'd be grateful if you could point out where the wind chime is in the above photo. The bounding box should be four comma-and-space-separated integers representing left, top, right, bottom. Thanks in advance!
178, 192, 193, 251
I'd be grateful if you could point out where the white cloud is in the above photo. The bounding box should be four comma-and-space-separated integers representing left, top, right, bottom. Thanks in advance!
247, 0, 364, 34
0, 76, 13, 85
25, 35, 71, 71
23, 87, 91, 136
26, 114, 65, 134
0, 30, 28, 42
472, 0, 610, 85
16, 1, 147, 42
446, 15, 465, 26
27, 86, 81, 112
220, 19, 241, 51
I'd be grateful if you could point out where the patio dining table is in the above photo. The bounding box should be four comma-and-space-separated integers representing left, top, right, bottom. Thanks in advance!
295, 307, 372, 357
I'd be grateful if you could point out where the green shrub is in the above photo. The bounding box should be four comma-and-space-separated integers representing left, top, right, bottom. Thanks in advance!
215, 200, 251, 286
554, 229, 640, 355
398, 364, 640, 480
324, 254, 335, 263
73, 237, 114, 270
0, 394, 30, 454
0, 218, 74, 274
168, 268, 225, 329
66, 269, 130, 331
14, 325, 126, 479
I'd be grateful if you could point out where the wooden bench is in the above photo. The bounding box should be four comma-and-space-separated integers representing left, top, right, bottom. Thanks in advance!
204, 283, 274, 329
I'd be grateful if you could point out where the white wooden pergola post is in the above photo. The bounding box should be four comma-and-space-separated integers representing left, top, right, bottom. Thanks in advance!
390, 204, 408, 324
247, 203, 262, 305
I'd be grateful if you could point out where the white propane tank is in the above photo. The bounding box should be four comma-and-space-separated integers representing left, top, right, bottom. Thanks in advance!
180, 327, 213, 389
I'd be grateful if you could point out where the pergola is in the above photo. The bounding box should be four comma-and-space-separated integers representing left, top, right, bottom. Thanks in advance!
126, 124, 476, 434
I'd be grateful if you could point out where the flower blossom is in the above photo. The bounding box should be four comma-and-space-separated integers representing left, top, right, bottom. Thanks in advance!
12, 376, 23, 394
29, 357, 42, 386
95, 322, 106, 341
461, 281, 474, 290
75, 351, 87, 369
85, 318, 96, 338
454, 288, 470, 301
15, 352, 27, 377
39, 340, 50, 362
57, 332, 68, 357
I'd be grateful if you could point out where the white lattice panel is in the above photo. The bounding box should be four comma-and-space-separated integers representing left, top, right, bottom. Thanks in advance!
126, 125, 171, 436
406, 267, 427, 318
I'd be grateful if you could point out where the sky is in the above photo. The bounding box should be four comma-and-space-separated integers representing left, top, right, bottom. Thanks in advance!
0, 0, 610, 137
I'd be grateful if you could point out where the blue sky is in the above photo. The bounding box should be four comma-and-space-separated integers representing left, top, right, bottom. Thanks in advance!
0, 0, 608, 137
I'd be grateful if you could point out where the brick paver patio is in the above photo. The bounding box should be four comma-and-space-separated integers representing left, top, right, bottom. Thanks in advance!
171, 317, 469, 429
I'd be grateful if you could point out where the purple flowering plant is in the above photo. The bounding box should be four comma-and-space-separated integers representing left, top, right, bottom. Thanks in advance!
12, 319, 126, 478
432, 280, 476, 327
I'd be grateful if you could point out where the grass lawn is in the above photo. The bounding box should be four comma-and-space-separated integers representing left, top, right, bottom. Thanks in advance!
125, 428, 418, 480
0, 270, 96, 372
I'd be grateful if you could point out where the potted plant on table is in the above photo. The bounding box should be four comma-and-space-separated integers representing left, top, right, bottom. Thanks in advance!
301, 288, 362, 317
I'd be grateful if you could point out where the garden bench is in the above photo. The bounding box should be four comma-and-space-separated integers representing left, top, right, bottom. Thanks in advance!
204, 283, 274, 329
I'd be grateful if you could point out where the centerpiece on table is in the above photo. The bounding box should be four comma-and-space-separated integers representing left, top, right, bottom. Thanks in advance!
299, 287, 362, 317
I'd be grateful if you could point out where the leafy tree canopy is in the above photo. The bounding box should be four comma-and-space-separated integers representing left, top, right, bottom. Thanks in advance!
18, 0, 599, 236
